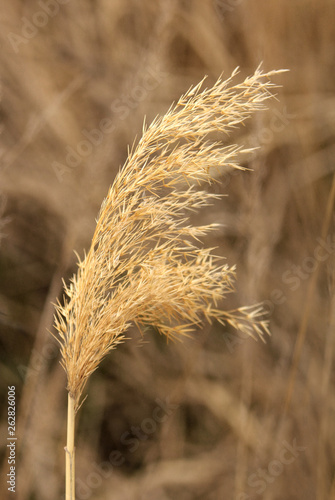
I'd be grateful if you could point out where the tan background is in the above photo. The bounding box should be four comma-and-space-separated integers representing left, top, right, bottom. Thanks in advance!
0, 1, 334, 499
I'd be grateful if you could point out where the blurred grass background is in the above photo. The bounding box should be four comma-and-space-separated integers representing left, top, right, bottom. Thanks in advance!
0, 0, 335, 499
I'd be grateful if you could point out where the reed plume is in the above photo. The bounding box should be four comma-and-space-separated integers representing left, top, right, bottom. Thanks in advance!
53, 65, 283, 499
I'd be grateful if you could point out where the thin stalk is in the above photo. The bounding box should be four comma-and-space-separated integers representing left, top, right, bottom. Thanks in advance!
283, 173, 335, 416
66, 393, 76, 500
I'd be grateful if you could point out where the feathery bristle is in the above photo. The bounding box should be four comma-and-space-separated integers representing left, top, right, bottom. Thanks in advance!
53, 67, 281, 410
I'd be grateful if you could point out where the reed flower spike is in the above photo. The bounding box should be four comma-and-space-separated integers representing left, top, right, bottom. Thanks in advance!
53, 65, 283, 500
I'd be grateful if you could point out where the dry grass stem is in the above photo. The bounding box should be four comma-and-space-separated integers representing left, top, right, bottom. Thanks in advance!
53, 66, 282, 411
2, 2, 333, 498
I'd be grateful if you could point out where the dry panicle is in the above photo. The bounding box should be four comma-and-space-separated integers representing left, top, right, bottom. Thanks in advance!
54, 66, 282, 410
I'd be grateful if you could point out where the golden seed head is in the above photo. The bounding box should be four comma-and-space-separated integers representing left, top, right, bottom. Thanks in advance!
53, 66, 281, 410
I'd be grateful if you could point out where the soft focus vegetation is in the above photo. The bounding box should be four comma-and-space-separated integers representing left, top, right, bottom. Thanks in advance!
0, 1, 334, 499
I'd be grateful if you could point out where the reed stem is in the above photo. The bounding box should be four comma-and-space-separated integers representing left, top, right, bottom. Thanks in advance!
66, 393, 75, 500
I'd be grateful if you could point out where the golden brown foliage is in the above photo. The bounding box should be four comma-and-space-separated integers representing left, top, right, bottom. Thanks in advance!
53, 67, 281, 410
1, 1, 334, 499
